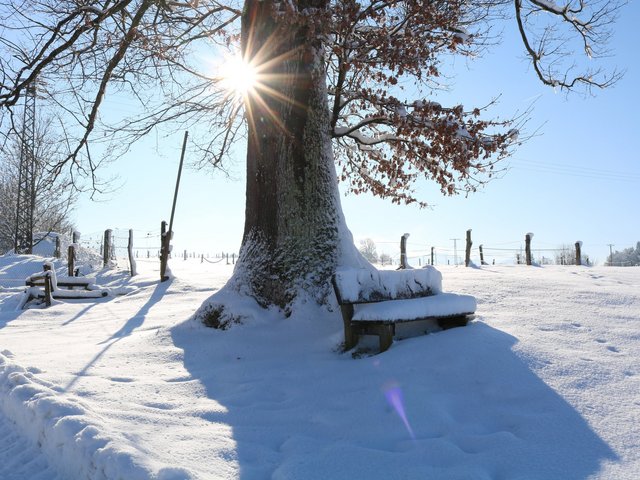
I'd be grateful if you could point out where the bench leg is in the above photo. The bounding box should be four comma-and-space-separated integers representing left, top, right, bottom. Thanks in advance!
377, 324, 394, 352
341, 305, 358, 351
43, 274, 53, 307
344, 321, 358, 351
438, 315, 469, 330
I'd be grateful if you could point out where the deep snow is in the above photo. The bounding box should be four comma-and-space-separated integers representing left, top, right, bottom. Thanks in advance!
0, 254, 638, 479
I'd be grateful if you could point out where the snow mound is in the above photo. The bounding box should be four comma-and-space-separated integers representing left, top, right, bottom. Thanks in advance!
4, 232, 103, 275
0, 352, 190, 480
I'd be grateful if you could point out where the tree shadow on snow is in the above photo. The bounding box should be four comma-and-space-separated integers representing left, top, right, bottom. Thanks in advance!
63, 279, 173, 392
171, 320, 618, 480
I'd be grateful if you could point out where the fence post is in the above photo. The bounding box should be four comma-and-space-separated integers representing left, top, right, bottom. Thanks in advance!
430, 247, 434, 266
525, 232, 533, 266
183, 249, 187, 261
72, 231, 80, 244
575, 241, 582, 266
400, 233, 410, 269
479, 245, 486, 265
54, 236, 61, 259
465, 229, 472, 267
103, 229, 112, 268
128, 229, 137, 276
68, 245, 76, 277
160, 221, 170, 281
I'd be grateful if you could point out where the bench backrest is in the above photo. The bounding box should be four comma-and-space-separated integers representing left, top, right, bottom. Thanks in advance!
332, 267, 443, 305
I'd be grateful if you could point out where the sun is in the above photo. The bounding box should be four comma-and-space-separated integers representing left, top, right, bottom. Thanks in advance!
220, 55, 259, 100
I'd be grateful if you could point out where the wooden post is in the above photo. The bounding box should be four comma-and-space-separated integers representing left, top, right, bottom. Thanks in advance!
226, 253, 229, 265
54, 236, 61, 259
430, 247, 434, 266
43, 271, 52, 307
72, 231, 80, 243
68, 245, 75, 277
160, 220, 170, 281
400, 233, 410, 269
103, 229, 112, 267
161, 131, 189, 281
525, 233, 533, 266
479, 245, 486, 265
128, 229, 137, 276
465, 229, 472, 267
575, 241, 582, 266
183, 249, 187, 261
232, 253, 236, 265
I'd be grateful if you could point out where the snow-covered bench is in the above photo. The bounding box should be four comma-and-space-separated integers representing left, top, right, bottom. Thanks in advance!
26, 275, 96, 290
332, 267, 476, 353
23, 263, 108, 307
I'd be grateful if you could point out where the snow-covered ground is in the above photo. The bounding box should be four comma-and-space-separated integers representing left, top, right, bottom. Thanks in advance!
0, 254, 638, 479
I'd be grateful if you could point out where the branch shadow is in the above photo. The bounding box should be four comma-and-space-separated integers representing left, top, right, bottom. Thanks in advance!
171, 320, 618, 479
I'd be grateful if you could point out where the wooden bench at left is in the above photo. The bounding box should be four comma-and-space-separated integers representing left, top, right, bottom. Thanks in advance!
23, 262, 108, 308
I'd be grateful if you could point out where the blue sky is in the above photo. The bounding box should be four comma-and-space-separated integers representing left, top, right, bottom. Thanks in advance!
73, 2, 639, 266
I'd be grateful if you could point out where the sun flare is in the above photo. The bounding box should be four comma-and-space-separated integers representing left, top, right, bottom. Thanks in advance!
221, 55, 258, 100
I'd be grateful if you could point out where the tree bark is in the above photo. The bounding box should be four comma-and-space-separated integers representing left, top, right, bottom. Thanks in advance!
199, 0, 365, 323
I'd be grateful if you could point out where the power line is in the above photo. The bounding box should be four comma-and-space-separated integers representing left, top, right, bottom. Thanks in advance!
509, 158, 640, 183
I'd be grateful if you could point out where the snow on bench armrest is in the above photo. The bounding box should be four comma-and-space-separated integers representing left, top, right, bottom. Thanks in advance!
352, 293, 476, 322
334, 266, 443, 303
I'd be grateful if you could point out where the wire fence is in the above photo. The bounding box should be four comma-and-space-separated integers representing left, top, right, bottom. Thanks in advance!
365, 237, 632, 267
54, 228, 639, 269
75, 228, 239, 268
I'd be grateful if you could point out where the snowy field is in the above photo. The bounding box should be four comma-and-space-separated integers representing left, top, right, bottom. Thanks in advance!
0, 254, 638, 479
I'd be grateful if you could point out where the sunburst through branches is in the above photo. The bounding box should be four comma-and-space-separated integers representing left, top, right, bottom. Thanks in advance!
220, 54, 260, 102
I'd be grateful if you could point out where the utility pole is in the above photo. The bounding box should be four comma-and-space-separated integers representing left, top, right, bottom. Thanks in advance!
450, 238, 460, 266
608, 244, 614, 266
160, 131, 188, 281
14, 82, 37, 254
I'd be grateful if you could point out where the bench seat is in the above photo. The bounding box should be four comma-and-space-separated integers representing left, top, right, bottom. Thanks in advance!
27, 277, 96, 290
352, 292, 476, 323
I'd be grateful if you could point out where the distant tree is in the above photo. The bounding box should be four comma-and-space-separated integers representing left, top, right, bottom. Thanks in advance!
379, 252, 392, 266
358, 238, 379, 264
0, 117, 76, 254
0, 0, 624, 320
554, 244, 590, 266
609, 243, 640, 266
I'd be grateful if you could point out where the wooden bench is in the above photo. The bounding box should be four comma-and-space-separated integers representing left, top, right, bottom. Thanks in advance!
332, 267, 476, 353
23, 263, 108, 307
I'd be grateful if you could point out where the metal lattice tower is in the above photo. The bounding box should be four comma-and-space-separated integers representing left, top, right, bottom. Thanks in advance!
14, 83, 37, 254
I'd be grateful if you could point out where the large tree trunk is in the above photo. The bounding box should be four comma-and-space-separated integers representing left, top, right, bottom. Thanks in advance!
197, 0, 366, 325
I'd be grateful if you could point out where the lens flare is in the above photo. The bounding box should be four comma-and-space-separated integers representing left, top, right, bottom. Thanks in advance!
383, 381, 415, 439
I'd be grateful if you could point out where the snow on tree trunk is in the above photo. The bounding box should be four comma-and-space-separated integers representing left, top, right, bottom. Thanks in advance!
196, 0, 367, 325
